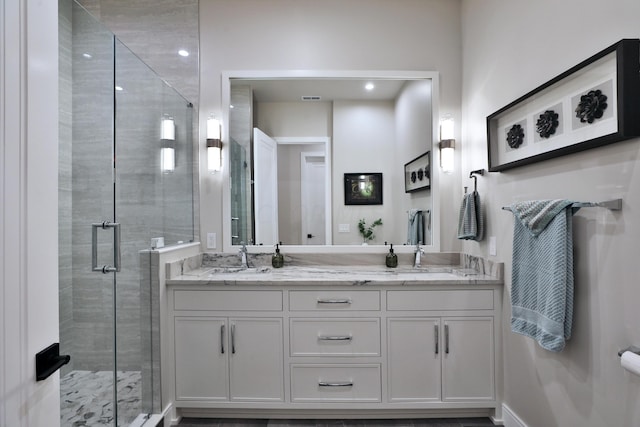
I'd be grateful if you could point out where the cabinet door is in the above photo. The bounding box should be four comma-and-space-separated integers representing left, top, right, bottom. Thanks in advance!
174, 317, 228, 401
387, 318, 441, 401
229, 318, 284, 401
442, 317, 494, 401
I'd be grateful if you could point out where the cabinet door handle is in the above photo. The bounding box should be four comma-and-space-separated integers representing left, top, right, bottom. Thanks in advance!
220, 324, 225, 354
318, 381, 353, 387
444, 323, 450, 354
317, 298, 352, 305
434, 324, 439, 355
318, 335, 353, 341
231, 323, 236, 354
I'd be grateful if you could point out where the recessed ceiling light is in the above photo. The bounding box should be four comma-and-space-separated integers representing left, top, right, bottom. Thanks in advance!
178, 49, 189, 57
230, 105, 235, 109
82, 53, 92, 59
365, 82, 375, 91
115, 86, 123, 91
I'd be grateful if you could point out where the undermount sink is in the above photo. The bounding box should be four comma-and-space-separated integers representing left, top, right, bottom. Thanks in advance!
207, 266, 273, 275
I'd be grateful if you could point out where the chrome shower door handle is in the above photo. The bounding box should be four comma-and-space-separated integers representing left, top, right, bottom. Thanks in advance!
92, 221, 121, 274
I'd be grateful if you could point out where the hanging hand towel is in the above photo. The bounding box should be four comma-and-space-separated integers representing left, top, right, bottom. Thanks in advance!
509, 199, 576, 352
407, 209, 424, 245
457, 191, 484, 241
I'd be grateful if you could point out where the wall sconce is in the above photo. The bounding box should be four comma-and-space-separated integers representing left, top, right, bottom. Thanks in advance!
438, 117, 455, 174
206, 116, 222, 173
161, 116, 175, 173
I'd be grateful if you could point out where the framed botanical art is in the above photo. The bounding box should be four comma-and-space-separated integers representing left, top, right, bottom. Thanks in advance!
344, 173, 383, 205
404, 151, 431, 193
487, 39, 640, 172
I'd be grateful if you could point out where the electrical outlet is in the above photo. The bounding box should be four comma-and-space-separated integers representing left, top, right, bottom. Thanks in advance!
339, 223, 350, 233
207, 232, 217, 249
489, 236, 497, 256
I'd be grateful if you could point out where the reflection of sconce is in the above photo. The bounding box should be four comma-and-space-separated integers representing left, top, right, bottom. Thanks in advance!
438, 117, 455, 174
206, 116, 222, 173
161, 116, 175, 173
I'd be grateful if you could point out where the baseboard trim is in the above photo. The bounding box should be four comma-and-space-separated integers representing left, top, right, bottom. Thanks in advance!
502, 404, 527, 427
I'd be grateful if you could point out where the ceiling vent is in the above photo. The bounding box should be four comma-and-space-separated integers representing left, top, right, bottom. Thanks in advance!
301, 95, 322, 101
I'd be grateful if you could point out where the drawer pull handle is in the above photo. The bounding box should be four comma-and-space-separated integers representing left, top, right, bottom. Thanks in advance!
221, 324, 225, 354
318, 335, 353, 341
318, 381, 353, 387
445, 323, 450, 354
317, 298, 352, 305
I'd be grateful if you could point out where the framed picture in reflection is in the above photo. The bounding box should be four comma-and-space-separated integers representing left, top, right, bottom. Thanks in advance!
404, 151, 430, 193
344, 173, 383, 205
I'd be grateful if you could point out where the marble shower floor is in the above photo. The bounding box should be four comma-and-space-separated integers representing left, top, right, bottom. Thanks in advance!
60, 370, 142, 426
178, 418, 500, 427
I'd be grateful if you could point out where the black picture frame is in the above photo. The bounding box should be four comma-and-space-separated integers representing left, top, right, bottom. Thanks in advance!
404, 151, 431, 193
487, 39, 640, 172
344, 173, 383, 205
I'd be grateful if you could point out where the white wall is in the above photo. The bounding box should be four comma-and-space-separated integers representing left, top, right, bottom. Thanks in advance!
332, 101, 396, 245
199, 0, 463, 251
461, 1, 640, 426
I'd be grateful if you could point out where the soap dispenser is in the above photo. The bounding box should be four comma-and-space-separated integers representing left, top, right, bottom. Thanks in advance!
272, 244, 284, 268
386, 244, 398, 268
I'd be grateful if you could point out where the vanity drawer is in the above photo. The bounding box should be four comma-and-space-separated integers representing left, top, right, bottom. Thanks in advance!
387, 290, 493, 311
289, 291, 380, 311
290, 319, 380, 356
173, 290, 283, 311
290, 364, 381, 402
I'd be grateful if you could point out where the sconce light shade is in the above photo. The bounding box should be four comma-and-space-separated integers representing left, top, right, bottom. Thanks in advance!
207, 117, 222, 173
161, 147, 175, 173
439, 117, 455, 174
439, 139, 455, 174
161, 117, 175, 140
161, 116, 176, 173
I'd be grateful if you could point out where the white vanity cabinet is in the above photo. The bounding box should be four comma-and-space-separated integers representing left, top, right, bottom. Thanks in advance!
172, 290, 285, 403
386, 290, 496, 403
167, 283, 501, 418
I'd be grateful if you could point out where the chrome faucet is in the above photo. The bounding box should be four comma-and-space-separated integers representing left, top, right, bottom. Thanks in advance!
239, 242, 249, 268
414, 242, 425, 268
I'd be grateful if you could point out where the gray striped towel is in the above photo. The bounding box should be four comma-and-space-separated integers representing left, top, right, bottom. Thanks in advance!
457, 191, 484, 241
509, 199, 575, 352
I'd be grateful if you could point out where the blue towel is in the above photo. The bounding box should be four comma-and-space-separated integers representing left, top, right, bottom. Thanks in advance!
457, 191, 484, 241
407, 209, 424, 245
509, 199, 575, 352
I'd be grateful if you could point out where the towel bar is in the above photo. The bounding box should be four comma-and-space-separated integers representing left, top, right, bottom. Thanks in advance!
502, 198, 622, 212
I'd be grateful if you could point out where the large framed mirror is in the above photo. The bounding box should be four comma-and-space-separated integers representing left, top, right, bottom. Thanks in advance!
221, 70, 440, 254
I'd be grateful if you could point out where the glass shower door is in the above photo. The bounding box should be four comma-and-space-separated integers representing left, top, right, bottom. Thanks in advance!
59, 1, 120, 425
60, 1, 194, 425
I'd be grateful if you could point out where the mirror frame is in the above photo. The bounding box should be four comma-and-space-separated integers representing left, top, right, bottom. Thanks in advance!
221, 70, 441, 254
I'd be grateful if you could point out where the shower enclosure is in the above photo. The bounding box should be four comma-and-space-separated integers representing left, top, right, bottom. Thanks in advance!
59, 1, 195, 425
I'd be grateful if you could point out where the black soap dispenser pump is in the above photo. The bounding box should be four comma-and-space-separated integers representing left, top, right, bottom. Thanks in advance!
386, 244, 398, 268
272, 244, 284, 268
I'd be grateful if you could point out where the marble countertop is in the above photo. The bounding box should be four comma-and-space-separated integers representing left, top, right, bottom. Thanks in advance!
165, 264, 503, 287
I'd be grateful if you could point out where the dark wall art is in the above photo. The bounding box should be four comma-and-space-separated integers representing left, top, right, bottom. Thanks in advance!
487, 39, 640, 172
344, 173, 383, 205
404, 151, 431, 193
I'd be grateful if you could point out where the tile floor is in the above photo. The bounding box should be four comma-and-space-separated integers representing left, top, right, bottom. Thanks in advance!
177, 418, 499, 427
60, 370, 142, 426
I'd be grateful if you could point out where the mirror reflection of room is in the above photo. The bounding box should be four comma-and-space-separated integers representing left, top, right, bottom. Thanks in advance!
229, 77, 434, 247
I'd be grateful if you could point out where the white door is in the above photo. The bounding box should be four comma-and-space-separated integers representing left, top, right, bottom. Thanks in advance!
253, 128, 279, 246
2, 1, 61, 425
174, 317, 229, 401
387, 318, 441, 401
229, 318, 284, 401
301, 152, 326, 245
442, 317, 495, 401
